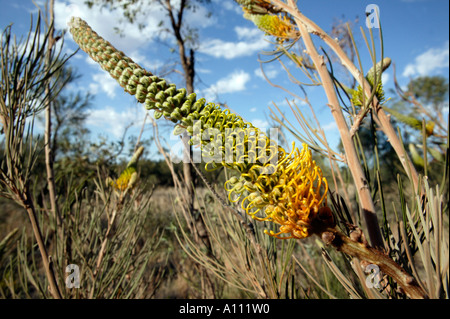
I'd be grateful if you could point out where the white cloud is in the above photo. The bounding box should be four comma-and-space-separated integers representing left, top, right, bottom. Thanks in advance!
403, 41, 449, 77
321, 121, 338, 132
86, 105, 146, 138
254, 65, 279, 80
252, 118, 269, 129
381, 72, 389, 86
57, 0, 215, 48
235, 26, 262, 40
203, 70, 251, 100
272, 98, 307, 108
57, 0, 217, 75
128, 50, 164, 72
199, 26, 269, 59
56, 0, 163, 60
250, 107, 257, 112
89, 72, 118, 98
184, 2, 217, 28
217, 0, 242, 14
197, 68, 212, 74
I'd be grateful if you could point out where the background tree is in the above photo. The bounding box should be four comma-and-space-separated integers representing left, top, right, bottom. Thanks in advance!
390, 75, 448, 177
46, 66, 92, 162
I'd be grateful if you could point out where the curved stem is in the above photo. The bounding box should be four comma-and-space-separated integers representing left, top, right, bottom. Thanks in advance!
322, 227, 428, 299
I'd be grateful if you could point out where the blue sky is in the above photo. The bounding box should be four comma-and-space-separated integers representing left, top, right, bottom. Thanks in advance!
1, 0, 449, 160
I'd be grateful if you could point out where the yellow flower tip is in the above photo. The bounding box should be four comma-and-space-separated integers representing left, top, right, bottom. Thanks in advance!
114, 180, 128, 192
425, 121, 435, 136
68, 16, 82, 29
249, 13, 296, 43
241, 143, 330, 240
113, 167, 136, 192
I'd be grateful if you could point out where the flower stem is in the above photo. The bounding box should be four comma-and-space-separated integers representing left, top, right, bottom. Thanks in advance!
321, 227, 428, 299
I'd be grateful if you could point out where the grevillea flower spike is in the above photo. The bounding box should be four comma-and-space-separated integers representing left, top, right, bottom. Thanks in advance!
235, 0, 298, 43
68, 17, 331, 239
110, 146, 145, 193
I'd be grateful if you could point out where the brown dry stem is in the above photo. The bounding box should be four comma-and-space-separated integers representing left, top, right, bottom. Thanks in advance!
321, 227, 429, 299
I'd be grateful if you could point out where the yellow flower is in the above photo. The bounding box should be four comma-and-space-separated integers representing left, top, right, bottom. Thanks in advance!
239, 143, 329, 239
245, 14, 296, 42
109, 146, 144, 193
112, 167, 137, 192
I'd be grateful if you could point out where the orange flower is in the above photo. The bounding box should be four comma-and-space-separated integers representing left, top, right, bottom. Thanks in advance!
239, 143, 328, 239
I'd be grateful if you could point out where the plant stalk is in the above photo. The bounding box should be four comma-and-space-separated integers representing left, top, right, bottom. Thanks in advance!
322, 227, 428, 299
44, 0, 62, 234
287, 0, 384, 249
23, 193, 62, 299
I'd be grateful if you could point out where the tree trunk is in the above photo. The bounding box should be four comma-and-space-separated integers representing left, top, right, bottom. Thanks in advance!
44, 0, 62, 238
166, 0, 215, 297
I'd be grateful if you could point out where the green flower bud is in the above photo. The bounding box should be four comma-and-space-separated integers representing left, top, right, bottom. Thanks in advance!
173, 125, 186, 136
192, 98, 206, 112
145, 101, 155, 110
155, 91, 166, 103
119, 74, 129, 87
156, 80, 167, 90
165, 85, 177, 97
189, 132, 200, 144
136, 84, 147, 102
187, 111, 199, 122
148, 82, 158, 94
126, 83, 137, 95
133, 68, 145, 78
187, 92, 197, 102
244, 181, 257, 192
180, 100, 191, 115
181, 117, 193, 127
161, 102, 172, 112
139, 76, 151, 87
117, 60, 129, 69
153, 110, 163, 119
170, 108, 183, 120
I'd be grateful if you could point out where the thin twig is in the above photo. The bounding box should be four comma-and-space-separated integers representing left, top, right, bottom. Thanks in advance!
24, 192, 63, 299
43, 0, 63, 258
321, 227, 428, 299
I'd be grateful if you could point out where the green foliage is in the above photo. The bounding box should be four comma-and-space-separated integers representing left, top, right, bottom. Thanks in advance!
349, 58, 391, 107
386, 75, 448, 184
408, 76, 448, 107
